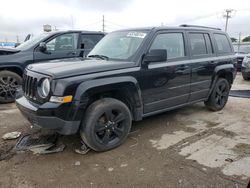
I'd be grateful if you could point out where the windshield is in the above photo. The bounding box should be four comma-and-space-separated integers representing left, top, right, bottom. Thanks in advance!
233, 45, 250, 54
16, 33, 50, 51
88, 30, 148, 60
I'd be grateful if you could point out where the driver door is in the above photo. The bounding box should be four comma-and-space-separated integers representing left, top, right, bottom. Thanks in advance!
140, 31, 191, 114
33, 32, 80, 63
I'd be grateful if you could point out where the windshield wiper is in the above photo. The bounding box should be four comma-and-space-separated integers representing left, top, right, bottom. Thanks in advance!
88, 54, 109, 60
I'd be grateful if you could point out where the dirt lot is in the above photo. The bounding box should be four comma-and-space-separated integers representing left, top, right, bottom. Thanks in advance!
1, 73, 250, 188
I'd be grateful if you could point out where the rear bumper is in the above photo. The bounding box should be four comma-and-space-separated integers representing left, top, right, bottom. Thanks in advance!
16, 96, 80, 135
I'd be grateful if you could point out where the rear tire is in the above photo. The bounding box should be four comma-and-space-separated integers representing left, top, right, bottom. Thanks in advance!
0, 71, 22, 104
205, 78, 230, 111
80, 98, 132, 152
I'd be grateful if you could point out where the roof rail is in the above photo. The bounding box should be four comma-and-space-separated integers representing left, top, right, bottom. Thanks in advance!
179, 24, 221, 31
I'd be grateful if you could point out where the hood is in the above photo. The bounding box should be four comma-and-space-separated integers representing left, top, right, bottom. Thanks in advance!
0, 48, 20, 55
27, 58, 135, 79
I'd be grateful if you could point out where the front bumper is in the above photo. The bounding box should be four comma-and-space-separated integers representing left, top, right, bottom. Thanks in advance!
16, 96, 81, 135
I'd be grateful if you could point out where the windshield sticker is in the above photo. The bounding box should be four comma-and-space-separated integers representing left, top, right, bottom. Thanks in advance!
127, 32, 147, 38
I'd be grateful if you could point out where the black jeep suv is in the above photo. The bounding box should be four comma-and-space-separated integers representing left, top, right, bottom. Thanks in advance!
0, 30, 104, 103
16, 25, 237, 151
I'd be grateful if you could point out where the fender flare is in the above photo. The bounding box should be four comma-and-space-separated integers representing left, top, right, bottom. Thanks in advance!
207, 64, 235, 98
0, 64, 24, 74
74, 76, 143, 120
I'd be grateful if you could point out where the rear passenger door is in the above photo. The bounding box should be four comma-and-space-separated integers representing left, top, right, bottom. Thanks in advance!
187, 32, 215, 102
80, 34, 104, 57
141, 31, 191, 114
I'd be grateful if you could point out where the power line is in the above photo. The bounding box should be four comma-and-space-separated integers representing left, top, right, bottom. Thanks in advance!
82, 21, 102, 28
105, 20, 129, 28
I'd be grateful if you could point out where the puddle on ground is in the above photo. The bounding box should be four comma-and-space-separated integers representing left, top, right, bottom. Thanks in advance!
150, 118, 250, 178
179, 134, 238, 168
149, 120, 209, 150
222, 157, 250, 178
178, 121, 250, 178
150, 131, 194, 150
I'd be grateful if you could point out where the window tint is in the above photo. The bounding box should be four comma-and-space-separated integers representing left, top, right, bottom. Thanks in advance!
189, 33, 207, 56
81, 34, 103, 49
46, 33, 78, 51
150, 33, 185, 59
214, 34, 232, 54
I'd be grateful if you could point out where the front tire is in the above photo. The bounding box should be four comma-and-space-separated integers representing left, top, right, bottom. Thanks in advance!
80, 98, 132, 152
205, 78, 230, 111
0, 71, 22, 103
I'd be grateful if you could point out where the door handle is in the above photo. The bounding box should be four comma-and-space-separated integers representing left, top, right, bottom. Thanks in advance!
176, 65, 189, 71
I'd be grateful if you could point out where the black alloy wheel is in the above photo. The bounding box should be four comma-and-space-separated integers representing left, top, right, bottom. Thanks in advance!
94, 109, 127, 145
0, 71, 22, 103
80, 98, 132, 151
205, 78, 230, 111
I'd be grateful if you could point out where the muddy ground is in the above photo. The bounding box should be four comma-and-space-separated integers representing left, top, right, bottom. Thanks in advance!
1, 73, 250, 188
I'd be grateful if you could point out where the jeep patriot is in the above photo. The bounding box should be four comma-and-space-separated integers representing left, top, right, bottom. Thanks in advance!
16, 25, 237, 151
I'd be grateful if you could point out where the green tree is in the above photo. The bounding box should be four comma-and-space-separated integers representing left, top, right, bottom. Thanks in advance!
242, 36, 250, 42
230, 37, 237, 42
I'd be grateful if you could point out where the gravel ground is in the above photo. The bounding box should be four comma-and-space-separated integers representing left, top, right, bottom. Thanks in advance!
0, 73, 250, 188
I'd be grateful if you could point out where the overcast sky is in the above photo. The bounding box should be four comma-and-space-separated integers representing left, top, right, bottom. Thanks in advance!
0, 0, 250, 42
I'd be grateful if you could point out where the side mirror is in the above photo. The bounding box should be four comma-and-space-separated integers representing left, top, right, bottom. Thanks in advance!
144, 49, 167, 64
39, 42, 47, 52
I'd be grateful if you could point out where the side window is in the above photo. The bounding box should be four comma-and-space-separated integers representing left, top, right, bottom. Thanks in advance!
81, 34, 103, 49
214, 34, 232, 54
150, 33, 185, 59
46, 33, 78, 51
189, 33, 207, 56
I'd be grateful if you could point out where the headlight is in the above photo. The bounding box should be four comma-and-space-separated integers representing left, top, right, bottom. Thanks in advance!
39, 78, 50, 98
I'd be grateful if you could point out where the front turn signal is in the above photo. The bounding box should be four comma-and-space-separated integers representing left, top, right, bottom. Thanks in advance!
50, 95, 73, 103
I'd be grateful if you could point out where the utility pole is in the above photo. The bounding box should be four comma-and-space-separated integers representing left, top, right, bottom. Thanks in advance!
237, 32, 242, 52
16, 35, 19, 43
102, 15, 105, 32
223, 9, 234, 32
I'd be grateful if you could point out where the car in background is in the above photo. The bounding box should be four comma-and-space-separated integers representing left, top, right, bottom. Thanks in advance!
241, 54, 250, 80
233, 42, 250, 71
0, 30, 105, 103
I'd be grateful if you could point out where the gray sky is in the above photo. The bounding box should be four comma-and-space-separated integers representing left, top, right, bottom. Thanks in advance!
1, 0, 250, 42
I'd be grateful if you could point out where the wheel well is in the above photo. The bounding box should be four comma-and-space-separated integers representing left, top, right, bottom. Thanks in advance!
0, 67, 23, 77
218, 72, 233, 85
85, 85, 141, 121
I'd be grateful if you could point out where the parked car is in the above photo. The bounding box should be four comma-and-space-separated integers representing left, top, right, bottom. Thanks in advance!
0, 30, 105, 103
241, 54, 250, 80
16, 25, 237, 152
233, 43, 250, 71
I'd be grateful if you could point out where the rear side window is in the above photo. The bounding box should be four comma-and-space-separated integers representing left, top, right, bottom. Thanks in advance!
214, 34, 232, 54
81, 34, 103, 49
150, 33, 185, 59
189, 33, 207, 56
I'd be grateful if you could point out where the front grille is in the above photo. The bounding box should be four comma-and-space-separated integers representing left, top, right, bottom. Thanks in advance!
23, 74, 38, 100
